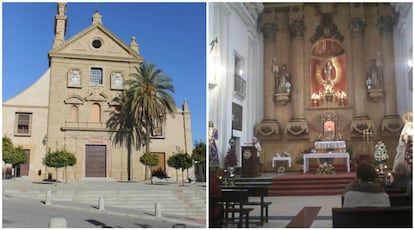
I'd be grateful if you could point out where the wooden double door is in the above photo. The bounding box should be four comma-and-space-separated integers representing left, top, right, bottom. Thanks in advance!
85, 145, 107, 177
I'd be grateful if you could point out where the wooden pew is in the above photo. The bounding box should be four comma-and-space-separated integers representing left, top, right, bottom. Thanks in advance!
286, 207, 321, 228
220, 189, 254, 228
332, 206, 412, 227
220, 185, 272, 226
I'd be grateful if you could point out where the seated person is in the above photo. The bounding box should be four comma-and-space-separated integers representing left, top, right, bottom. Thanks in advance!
209, 169, 223, 227
389, 162, 412, 190
343, 162, 390, 207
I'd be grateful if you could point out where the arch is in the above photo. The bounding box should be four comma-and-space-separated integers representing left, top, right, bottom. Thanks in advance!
70, 104, 79, 123
90, 103, 101, 123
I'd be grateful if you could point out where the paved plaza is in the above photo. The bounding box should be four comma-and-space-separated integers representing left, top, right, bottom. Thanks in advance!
3, 178, 206, 228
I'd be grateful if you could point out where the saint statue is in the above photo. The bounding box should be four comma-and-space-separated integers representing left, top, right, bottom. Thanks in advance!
253, 137, 261, 157
273, 61, 291, 94
209, 121, 219, 165
323, 60, 334, 83
393, 112, 413, 171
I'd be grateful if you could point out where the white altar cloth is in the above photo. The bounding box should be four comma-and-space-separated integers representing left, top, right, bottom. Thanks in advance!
314, 141, 346, 150
272, 156, 292, 168
303, 152, 350, 173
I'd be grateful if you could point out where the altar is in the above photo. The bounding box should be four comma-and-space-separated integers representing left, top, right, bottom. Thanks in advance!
303, 152, 350, 173
314, 141, 346, 151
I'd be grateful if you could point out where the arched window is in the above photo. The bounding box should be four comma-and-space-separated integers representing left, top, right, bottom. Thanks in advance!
90, 103, 101, 123
70, 105, 79, 122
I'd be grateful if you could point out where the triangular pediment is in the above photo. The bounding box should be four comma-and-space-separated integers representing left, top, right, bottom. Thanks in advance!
49, 24, 143, 63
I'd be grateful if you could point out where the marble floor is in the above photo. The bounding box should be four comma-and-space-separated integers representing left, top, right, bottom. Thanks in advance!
247, 195, 342, 228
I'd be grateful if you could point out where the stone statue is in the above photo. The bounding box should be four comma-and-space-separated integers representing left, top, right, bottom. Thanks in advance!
273, 61, 291, 94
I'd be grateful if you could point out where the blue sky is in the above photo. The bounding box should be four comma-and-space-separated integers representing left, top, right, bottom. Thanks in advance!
2, 2, 206, 146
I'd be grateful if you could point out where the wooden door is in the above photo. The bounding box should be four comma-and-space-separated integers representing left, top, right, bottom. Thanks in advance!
85, 145, 106, 177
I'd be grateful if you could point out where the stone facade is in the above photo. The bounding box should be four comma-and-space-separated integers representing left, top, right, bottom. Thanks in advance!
3, 3, 193, 181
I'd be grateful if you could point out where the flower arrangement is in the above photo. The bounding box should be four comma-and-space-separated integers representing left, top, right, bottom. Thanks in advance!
224, 145, 238, 167
277, 166, 286, 173
317, 162, 335, 175
373, 141, 389, 163
283, 152, 290, 157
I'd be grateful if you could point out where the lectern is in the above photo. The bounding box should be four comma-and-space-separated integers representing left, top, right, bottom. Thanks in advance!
241, 146, 259, 178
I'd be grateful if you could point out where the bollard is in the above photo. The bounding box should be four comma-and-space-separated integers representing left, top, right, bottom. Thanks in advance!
98, 196, 105, 210
45, 190, 52, 205
155, 202, 162, 217
49, 217, 67, 228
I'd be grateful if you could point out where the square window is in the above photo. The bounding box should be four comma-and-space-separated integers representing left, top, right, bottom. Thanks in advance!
15, 113, 32, 136
90, 68, 103, 86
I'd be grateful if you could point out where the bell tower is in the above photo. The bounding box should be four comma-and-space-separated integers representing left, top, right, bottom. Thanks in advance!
53, 2, 67, 48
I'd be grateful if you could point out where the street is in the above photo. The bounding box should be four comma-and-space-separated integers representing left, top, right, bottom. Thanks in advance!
3, 196, 197, 228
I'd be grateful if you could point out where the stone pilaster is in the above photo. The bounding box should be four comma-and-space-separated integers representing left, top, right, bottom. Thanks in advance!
285, 5, 309, 140
377, 5, 403, 136
349, 4, 374, 138
255, 8, 281, 141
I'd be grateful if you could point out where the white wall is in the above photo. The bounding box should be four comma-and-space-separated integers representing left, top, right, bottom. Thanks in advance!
208, 3, 263, 167
393, 3, 413, 116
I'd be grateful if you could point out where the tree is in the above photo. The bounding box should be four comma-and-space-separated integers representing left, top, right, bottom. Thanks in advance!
107, 91, 144, 181
2, 136, 28, 179
43, 149, 77, 184
139, 153, 159, 184
167, 154, 181, 182
107, 62, 176, 182
125, 62, 176, 154
167, 153, 193, 186
192, 140, 206, 182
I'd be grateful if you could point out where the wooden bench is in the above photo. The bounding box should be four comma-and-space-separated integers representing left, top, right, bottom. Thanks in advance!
285, 206, 321, 228
220, 189, 254, 228
220, 185, 272, 226
332, 206, 412, 227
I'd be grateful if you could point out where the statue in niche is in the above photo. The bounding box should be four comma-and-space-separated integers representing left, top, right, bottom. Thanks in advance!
366, 57, 383, 90
321, 59, 337, 94
272, 57, 291, 94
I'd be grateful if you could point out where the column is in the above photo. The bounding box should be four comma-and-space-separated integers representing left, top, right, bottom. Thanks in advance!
262, 22, 277, 121
350, 6, 374, 137
285, 6, 309, 139
378, 5, 404, 135
255, 8, 281, 141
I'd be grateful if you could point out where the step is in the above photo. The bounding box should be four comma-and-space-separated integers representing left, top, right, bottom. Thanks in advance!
269, 188, 345, 196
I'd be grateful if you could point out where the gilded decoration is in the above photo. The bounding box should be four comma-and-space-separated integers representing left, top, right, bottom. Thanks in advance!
310, 39, 348, 108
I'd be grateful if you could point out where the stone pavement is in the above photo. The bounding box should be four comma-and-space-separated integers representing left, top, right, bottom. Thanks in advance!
3, 177, 206, 227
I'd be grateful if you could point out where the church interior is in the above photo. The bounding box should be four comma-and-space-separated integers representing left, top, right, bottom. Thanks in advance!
209, 3, 412, 228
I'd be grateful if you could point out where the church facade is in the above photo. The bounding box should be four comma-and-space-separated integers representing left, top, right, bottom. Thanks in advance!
3, 3, 193, 181
208, 3, 412, 171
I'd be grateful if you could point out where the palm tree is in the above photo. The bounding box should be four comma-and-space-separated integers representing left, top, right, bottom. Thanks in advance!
125, 62, 176, 154
107, 62, 176, 181
107, 91, 144, 181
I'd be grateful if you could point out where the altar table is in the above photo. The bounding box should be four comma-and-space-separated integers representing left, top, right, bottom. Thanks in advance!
272, 156, 292, 168
314, 141, 346, 150
303, 152, 350, 173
